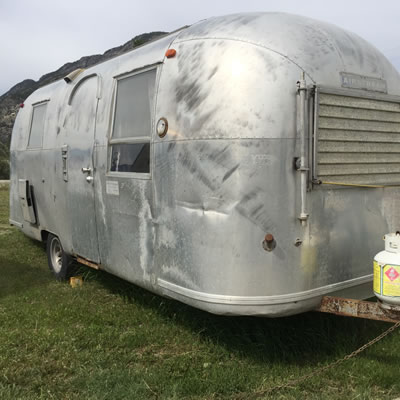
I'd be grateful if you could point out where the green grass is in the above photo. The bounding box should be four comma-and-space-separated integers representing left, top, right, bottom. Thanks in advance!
0, 185, 399, 399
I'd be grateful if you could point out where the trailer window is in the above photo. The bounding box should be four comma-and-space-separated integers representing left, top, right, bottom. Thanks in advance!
110, 143, 150, 173
28, 102, 48, 148
110, 68, 156, 174
112, 69, 155, 139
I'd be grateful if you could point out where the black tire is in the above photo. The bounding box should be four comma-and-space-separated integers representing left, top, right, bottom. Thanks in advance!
46, 234, 74, 280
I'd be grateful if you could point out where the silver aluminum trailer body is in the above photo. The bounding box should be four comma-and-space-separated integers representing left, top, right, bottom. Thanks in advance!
9, 13, 400, 316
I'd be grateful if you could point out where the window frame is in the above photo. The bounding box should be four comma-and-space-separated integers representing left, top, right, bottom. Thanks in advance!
27, 100, 49, 150
107, 64, 159, 179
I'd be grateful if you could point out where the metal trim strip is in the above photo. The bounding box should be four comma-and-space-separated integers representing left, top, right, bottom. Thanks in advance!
9, 219, 23, 228
313, 87, 320, 180
68, 74, 98, 105
112, 62, 162, 80
157, 275, 373, 306
105, 171, 151, 180
317, 86, 400, 103
109, 137, 150, 144
31, 99, 50, 107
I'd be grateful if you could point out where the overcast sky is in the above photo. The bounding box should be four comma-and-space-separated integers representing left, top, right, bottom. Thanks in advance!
1, 0, 400, 96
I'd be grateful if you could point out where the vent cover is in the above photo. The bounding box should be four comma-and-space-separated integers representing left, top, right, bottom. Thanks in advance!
314, 89, 400, 186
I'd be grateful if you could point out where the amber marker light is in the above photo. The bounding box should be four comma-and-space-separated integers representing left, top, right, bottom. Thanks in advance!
165, 49, 177, 58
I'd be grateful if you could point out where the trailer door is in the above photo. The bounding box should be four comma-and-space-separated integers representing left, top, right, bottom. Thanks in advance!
64, 74, 100, 263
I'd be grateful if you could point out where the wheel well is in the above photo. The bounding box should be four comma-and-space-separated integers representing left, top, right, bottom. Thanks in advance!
41, 230, 50, 243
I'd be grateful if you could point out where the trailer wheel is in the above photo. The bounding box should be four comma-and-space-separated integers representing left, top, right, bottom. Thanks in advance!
46, 234, 74, 280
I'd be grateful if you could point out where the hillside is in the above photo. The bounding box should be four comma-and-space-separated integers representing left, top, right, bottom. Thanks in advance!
0, 31, 167, 178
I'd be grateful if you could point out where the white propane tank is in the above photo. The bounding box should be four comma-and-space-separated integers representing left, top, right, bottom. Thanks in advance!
374, 232, 400, 305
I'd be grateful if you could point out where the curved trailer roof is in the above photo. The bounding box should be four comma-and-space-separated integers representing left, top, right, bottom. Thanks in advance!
25, 12, 400, 105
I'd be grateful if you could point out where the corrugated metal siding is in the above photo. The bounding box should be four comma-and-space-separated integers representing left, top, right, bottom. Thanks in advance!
316, 92, 400, 185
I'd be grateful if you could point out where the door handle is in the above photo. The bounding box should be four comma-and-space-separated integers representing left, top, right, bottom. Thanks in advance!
82, 167, 92, 174
86, 176, 94, 183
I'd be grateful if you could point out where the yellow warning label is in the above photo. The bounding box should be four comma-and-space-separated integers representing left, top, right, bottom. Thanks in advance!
373, 261, 381, 294
382, 264, 400, 297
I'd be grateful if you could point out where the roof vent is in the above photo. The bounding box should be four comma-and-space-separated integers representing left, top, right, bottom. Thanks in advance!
64, 68, 85, 83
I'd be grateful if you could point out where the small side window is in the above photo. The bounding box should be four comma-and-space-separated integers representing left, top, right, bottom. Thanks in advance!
110, 143, 150, 173
28, 102, 48, 149
109, 68, 156, 174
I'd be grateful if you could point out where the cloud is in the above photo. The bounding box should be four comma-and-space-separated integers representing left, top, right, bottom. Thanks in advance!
1, 0, 399, 95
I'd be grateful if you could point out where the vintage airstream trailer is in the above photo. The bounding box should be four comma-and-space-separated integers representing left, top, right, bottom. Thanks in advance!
9, 12, 400, 317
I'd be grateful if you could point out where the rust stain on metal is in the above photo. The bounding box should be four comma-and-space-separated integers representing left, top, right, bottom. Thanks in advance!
316, 296, 400, 323
265, 233, 274, 243
262, 233, 276, 252
76, 256, 100, 270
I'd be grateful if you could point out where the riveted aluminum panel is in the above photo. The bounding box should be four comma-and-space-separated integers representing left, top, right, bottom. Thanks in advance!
9, 12, 400, 317
63, 75, 99, 262
175, 13, 400, 94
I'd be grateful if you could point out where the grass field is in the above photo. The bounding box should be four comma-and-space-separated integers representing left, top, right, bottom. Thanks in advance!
0, 185, 399, 399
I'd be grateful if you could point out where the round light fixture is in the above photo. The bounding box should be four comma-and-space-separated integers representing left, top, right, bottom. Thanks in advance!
157, 117, 168, 138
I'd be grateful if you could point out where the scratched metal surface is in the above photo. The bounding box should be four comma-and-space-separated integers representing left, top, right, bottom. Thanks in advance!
9, 13, 400, 316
